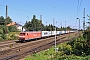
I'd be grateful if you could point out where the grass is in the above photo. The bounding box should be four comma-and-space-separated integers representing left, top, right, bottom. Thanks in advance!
25, 46, 55, 60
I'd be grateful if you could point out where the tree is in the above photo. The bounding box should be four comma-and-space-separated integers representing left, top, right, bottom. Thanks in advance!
0, 25, 9, 34
87, 26, 90, 30
67, 26, 71, 30
5, 16, 12, 25
23, 21, 32, 31
31, 15, 38, 30
8, 26, 18, 32
0, 16, 12, 25
24, 15, 44, 31
68, 36, 90, 56
0, 16, 5, 25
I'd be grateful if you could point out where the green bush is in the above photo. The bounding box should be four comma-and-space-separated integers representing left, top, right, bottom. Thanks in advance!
0, 26, 9, 34
6, 32, 19, 40
1, 34, 7, 40
67, 35, 90, 56
8, 26, 18, 32
0, 29, 3, 34
0, 32, 19, 42
58, 43, 72, 55
83, 30, 90, 40
0, 37, 4, 41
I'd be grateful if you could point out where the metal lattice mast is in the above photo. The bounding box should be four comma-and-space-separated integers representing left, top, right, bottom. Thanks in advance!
6, 5, 8, 33
53, 18, 54, 31
40, 15, 42, 31
83, 8, 85, 30
6, 5, 8, 18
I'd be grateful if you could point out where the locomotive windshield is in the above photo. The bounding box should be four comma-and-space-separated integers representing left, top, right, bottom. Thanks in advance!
20, 33, 25, 36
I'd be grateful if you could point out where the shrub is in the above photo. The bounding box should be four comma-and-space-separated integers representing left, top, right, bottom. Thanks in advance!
58, 43, 72, 55
83, 30, 90, 45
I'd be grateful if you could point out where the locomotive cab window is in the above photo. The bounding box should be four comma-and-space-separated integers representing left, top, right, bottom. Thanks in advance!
20, 33, 25, 36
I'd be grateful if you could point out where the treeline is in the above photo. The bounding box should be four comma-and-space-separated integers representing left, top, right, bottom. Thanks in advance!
0, 16, 19, 41
0, 15, 73, 41
23, 15, 72, 31
0, 16, 18, 34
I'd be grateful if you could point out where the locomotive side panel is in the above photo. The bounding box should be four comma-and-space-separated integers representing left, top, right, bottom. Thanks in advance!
19, 32, 42, 41
27, 32, 42, 40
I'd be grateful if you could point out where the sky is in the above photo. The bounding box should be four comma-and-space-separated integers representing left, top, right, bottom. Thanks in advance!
0, 0, 90, 29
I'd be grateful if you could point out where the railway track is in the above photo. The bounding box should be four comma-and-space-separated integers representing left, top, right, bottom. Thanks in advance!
0, 35, 65, 57
0, 40, 17, 44
0, 40, 20, 51
0, 34, 61, 51
0, 32, 80, 60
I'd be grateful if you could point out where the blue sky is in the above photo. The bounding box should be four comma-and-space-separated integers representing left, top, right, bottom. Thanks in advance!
0, 0, 90, 29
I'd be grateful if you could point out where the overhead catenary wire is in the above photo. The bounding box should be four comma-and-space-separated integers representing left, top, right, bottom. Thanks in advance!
41, 0, 55, 8
41, 0, 64, 11
41, 0, 57, 52
79, 0, 82, 12
76, 0, 83, 30
8, 6, 34, 14
77, 0, 82, 17
0, 4, 54, 23
0, 4, 5, 7
0, 5, 30, 17
41, 0, 66, 15
8, 6, 54, 20
41, 0, 59, 25
0, 0, 68, 23
77, 0, 79, 17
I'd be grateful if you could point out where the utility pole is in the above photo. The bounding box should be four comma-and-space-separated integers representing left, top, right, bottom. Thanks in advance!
79, 19, 80, 30
46, 20, 47, 25
83, 8, 85, 30
6, 5, 8, 33
65, 21, 66, 28
6, 5, 8, 25
65, 21, 66, 33
40, 15, 42, 31
61, 22, 62, 28
53, 18, 56, 52
87, 15, 90, 25
55, 26, 56, 52
53, 18, 54, 31
6, 5, 8, 18
53, 18, 54, 26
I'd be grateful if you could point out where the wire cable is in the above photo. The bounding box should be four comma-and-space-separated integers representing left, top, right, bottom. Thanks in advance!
77, 0, 82, 17
79, 0, 82, 12
77, 0, 79, 17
